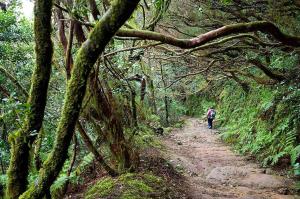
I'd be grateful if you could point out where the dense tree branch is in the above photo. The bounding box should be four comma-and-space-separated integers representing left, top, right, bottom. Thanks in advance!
166, 60, 216, 88
179, 34, 278, 55
104, 42, 161, 57
224, 68, 275, 85
0, 85, 10, 97
116, 21, 300, 48
0, 66, 29, 98
249, 59, 286, 81
56, 4, 68, 53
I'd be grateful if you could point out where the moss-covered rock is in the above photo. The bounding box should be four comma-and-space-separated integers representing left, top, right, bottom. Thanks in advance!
85, 177, 115, 199
84, 172, 165, 199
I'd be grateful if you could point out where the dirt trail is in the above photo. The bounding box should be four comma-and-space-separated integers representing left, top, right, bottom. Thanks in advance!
163, 118, 299, 199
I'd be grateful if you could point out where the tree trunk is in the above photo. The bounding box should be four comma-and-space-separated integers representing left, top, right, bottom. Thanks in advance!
88, 0, 101, 20
147, 77, 157, 114
33, 128, 44, 171
19, 1, 139, 198
6, 0, 53, 198
164, 96, 170, 126
131, 90, 138, 128
0, 157, 4, 175
160, 64, 169, 126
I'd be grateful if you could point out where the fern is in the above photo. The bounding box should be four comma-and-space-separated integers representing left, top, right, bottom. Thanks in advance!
291, 145, 300, 165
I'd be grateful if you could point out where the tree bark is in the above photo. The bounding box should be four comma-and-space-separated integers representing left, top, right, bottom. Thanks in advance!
66, 20, 75, 78
131, 90, 138, 127
6, 0, 53, 198
147, 77, 157, 114
160, 64, 169, 126
19, 0, 139, 198
88, 0, 101, 20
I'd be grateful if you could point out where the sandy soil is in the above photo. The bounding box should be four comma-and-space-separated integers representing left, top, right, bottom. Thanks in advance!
163, 118, 299, 199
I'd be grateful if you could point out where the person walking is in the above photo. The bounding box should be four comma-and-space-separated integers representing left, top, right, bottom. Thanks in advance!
207, 107, 216, 129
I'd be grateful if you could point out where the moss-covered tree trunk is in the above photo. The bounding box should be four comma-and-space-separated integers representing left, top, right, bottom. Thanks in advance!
131, 90, 138, 128
160, 64, 169, 126
6, 0, 53, 198
19, 1, 139, 198
148, 77, 157, 114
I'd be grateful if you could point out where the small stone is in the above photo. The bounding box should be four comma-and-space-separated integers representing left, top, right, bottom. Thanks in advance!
177, 141, 183, 145
278, 188, 289, 195
265, 168, 272, 175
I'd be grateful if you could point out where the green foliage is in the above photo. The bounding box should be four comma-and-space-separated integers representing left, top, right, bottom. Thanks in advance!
219, 82, 300, 167
291, 145, 300, 165
74, 153, 95, 176
129, 124, 161, 149
219, 0, 232, 5
0, 6, 35, 178
0, 175, 6, 188
1, 97, 29, 130
185, 94, 216, 118
0, 97, 29, 168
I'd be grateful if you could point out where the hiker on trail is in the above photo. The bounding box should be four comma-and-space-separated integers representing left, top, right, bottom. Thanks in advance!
207, 107, 216, 129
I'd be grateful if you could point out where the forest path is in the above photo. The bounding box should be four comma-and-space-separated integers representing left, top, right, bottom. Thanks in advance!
163, 118, 298, 199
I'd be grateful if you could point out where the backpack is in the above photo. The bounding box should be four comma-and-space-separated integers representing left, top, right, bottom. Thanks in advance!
210, 110, 216, 119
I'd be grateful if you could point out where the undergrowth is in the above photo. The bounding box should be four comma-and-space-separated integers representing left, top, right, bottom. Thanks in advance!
218, 83, 300, 168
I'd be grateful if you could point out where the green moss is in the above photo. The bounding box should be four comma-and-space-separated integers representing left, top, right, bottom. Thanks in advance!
119, 173, 162, 199
142, 173, 162, 184
126, 179, 153, 191
118, 173, 135, 181
84, 173, 165, 199
85, 177, 115, 199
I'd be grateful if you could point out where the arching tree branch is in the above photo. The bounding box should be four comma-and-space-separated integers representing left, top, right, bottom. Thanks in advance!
224, 68, 275, 85
116, 21, 300, 48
